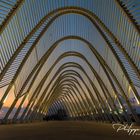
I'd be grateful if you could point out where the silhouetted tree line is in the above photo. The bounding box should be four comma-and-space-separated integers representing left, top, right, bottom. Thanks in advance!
43, 109, 68, 121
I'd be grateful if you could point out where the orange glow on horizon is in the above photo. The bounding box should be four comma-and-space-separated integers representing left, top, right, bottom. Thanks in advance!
0, 86, 28, 108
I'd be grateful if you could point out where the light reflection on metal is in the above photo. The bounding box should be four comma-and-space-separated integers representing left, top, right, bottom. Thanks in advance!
129, 86, 140, 105
3, 95, 8, 104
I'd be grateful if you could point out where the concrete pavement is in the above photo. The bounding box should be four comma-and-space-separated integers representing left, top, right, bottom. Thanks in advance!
0, 121, 140, 140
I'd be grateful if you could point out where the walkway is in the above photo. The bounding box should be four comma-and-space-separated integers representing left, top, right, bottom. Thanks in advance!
0, 121, 140, 140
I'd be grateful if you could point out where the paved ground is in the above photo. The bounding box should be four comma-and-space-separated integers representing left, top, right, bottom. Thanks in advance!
0, 121, 140, 140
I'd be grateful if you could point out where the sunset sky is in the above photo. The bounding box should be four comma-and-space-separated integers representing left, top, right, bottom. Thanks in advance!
0, 85, 28, 108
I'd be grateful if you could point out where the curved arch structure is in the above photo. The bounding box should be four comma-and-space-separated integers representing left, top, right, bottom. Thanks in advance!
0, 0, 140, 124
